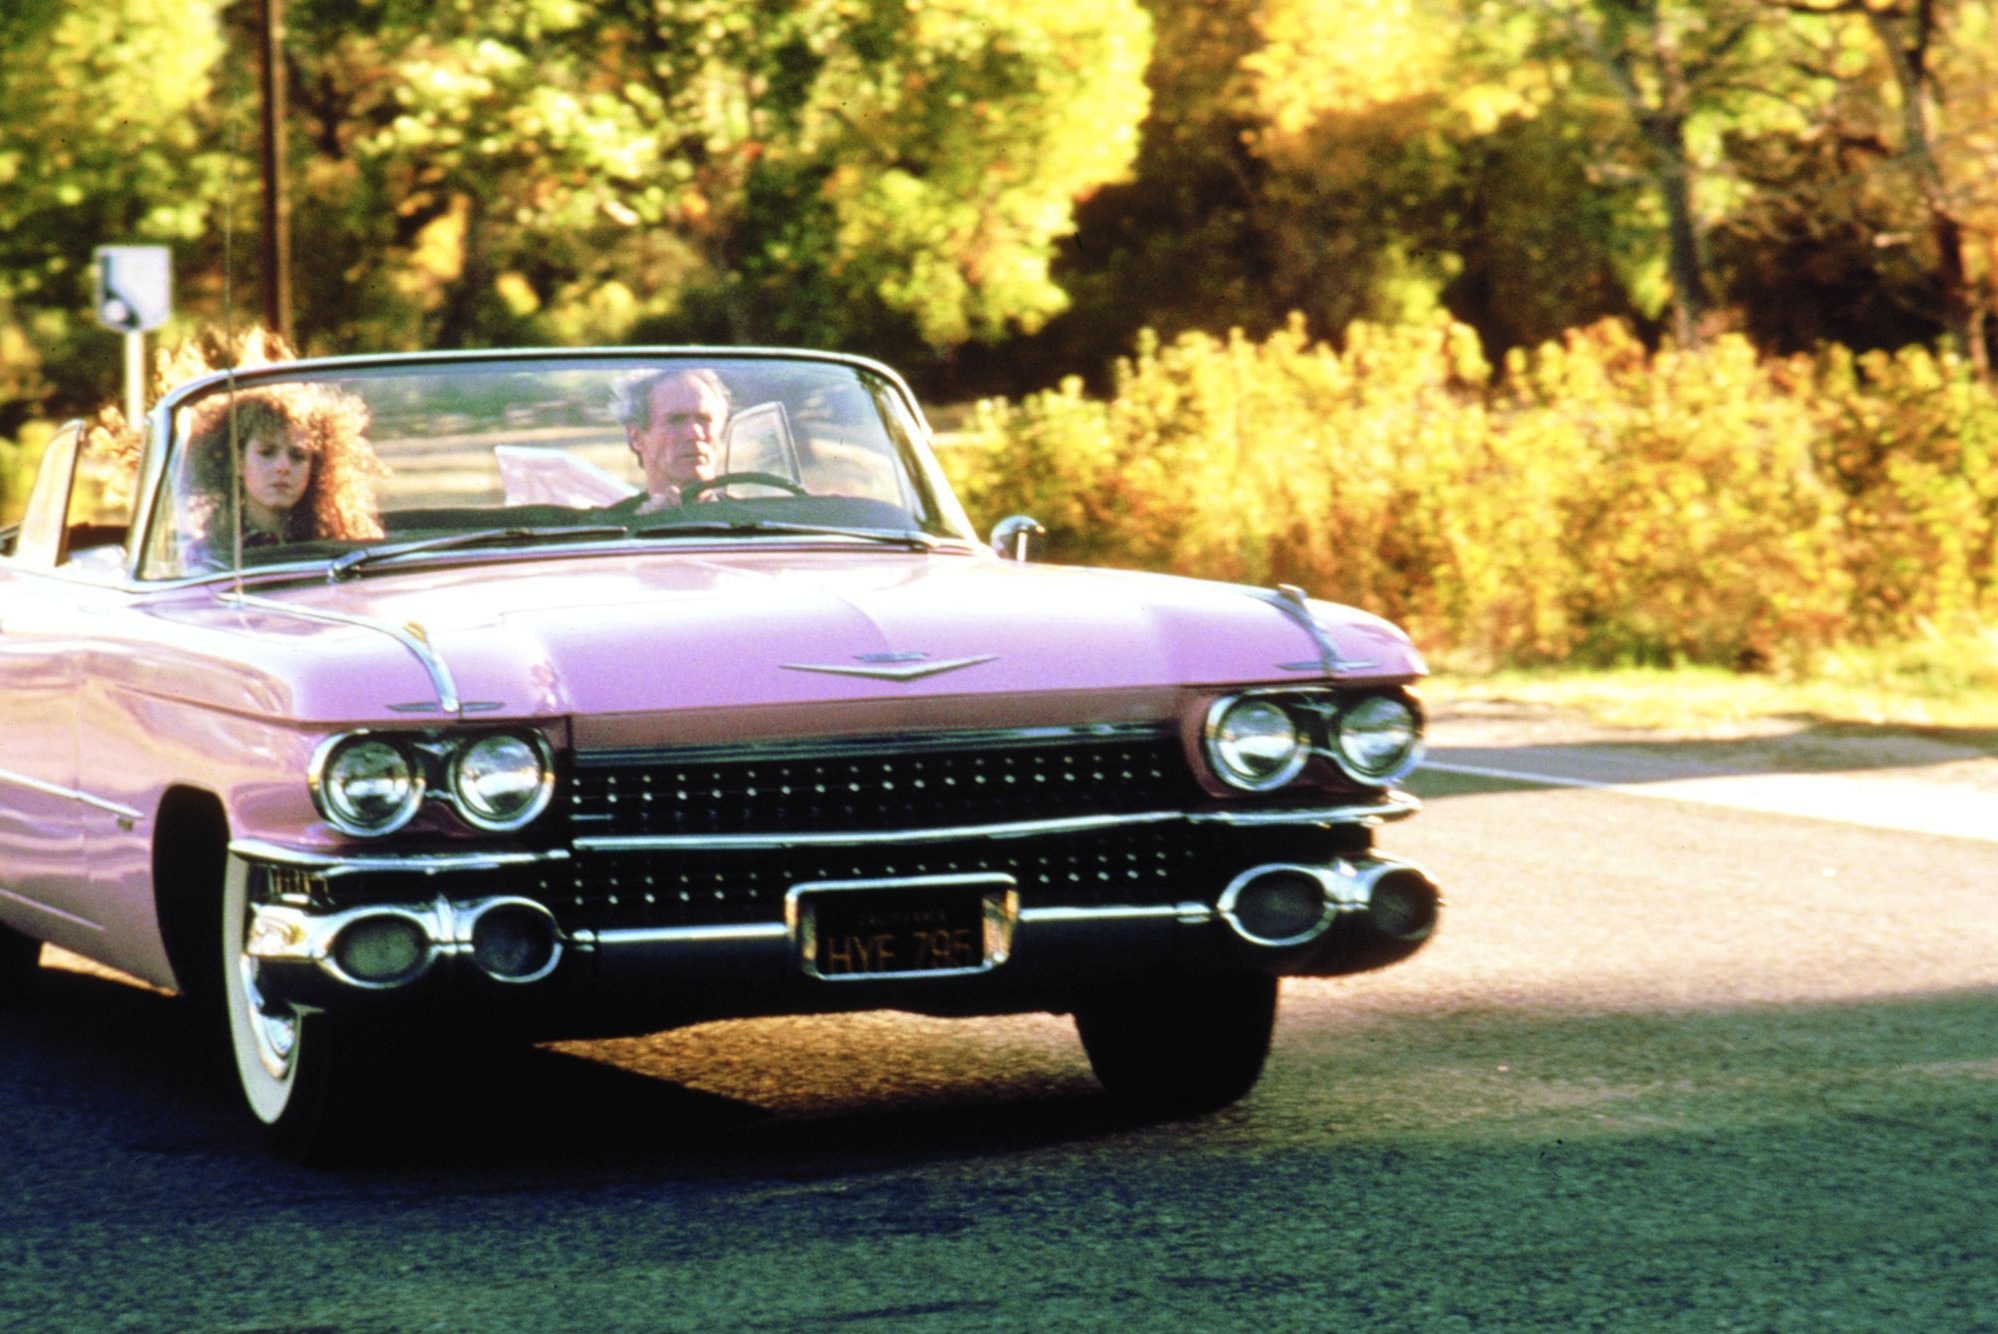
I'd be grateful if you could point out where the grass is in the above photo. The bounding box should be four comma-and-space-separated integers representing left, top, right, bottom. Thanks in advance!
1427, 631, 1998, 733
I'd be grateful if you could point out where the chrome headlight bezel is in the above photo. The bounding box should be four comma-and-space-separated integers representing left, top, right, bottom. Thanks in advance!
310, 728, 558, 837
310, 733, 425, 837
1327, 693, 1425, 786
1203, 695, 1310, 792
446, 731, 556, 832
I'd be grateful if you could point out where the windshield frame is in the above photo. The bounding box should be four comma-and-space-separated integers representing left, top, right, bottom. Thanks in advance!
132, 346, 980, 583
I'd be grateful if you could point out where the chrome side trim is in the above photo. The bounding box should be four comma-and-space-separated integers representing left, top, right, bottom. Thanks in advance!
0, 886, 105, 932
228, 838, 570, 876
0, 767, 145, 822
221, 592, 465, 716
575, 796, 1416, 853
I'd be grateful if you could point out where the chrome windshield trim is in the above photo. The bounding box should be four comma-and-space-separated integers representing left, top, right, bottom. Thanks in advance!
221, 593, 463, 716
228, 839, 570, 875
0, 767, 145, 822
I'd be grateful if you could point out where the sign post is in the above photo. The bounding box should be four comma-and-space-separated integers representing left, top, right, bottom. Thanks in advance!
92, 245, 173, 429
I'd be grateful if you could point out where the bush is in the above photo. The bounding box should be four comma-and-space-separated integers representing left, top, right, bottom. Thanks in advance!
941, 317, 1997, 671
0, 420, 56, 527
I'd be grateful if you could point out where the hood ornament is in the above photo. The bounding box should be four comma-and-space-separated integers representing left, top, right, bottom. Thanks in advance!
782, 652, 998, 682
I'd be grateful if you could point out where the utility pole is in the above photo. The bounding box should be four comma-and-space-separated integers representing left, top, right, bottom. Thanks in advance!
258, 0, 293, 342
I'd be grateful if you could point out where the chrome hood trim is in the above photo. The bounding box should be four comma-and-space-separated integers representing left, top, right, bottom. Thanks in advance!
222, 592, 486, 717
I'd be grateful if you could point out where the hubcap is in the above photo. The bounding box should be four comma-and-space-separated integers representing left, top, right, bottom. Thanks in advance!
236, 954, 298, 1083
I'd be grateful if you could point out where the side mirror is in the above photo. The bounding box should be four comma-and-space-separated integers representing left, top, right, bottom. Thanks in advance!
989, 514, 1046, 562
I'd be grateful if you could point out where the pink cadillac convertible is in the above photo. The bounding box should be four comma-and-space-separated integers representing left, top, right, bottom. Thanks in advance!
0, 348, 1436, 1158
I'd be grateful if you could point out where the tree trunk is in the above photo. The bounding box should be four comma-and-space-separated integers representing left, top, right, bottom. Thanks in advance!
1649, 113, 1711, 348
1869, 3, 1990, 379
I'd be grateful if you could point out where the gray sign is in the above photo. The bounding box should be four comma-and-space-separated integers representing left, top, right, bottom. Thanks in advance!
93, 245, 172, 333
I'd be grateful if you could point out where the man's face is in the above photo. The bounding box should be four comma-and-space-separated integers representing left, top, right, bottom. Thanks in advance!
629, 373, 725, 498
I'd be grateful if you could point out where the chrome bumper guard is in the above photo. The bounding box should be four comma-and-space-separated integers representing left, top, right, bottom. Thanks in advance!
233, 837, 1440, 1004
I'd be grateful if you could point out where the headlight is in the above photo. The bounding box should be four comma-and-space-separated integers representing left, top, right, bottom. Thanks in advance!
1331, 695, 1423, 785
1204, 696, 1308, 791
313, 735, 423, 836
449, 733, 554, 831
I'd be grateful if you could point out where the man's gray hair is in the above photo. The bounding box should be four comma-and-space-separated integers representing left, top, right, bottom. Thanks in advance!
611, 367, 730, 430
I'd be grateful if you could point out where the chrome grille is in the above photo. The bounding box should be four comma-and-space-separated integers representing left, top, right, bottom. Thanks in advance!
551, 822, 1227, 932
567, 726, 1198, 839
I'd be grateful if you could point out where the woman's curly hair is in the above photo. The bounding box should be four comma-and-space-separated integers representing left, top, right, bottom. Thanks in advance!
170, 329, 385, 544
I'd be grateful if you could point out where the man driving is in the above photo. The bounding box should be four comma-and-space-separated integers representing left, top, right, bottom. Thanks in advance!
609, 367, 729, 511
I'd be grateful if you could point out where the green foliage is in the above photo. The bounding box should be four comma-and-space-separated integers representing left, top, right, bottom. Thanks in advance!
278, 0, 1150, 355
0, 0, 230, 418
0, 420, 56, 528
944, 317, 1998, 670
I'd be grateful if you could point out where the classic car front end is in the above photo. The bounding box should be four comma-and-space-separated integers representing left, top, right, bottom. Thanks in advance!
0, 348, 1437, 1158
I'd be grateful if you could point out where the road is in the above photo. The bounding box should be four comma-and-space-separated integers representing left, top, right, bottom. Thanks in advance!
2, 704, 1994, 1333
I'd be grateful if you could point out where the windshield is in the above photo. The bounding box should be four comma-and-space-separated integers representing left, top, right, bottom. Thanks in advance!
138, 352, 977, 580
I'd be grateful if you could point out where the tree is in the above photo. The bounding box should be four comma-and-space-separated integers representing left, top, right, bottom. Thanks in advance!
1024, 0, 1660, 384
1515, 0, 1821, 348
1778, 0, 1996, 377
0, 0, 230, 423
268, 0, 1151, 359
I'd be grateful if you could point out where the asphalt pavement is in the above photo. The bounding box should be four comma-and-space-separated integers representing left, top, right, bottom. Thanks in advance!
2, 702, 1993, 1332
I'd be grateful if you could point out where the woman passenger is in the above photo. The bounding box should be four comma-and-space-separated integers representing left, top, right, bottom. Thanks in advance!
177, 381, 384, 568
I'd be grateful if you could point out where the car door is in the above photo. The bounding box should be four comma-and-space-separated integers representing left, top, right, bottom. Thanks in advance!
0, 422, 98, 947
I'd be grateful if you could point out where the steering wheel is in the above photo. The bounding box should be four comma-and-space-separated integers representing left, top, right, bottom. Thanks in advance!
682, 471, 808, 501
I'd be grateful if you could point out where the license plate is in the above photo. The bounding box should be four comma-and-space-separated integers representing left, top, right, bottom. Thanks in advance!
789, 873, 1018, 981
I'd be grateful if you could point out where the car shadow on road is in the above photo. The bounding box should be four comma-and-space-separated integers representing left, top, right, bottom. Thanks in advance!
0, 962, 1140, 1185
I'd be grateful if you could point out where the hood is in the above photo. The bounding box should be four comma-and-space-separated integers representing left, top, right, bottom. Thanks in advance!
168, 549, 1424, 723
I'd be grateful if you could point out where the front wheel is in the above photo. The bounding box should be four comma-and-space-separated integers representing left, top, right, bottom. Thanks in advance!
1074, 972, 1279, 1116
221, 856, 377, 1160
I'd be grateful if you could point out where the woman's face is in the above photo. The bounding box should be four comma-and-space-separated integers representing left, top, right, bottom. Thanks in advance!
241, 431, 313, 531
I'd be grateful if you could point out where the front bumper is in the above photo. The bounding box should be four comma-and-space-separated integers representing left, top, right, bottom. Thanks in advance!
230, 803, 1438, 1031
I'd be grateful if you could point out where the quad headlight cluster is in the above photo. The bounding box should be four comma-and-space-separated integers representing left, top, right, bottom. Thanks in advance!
1203, 690, 1424, 792
311, 730, 556, 836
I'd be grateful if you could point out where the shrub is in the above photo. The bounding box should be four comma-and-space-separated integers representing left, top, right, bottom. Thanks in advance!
947, 316, 1997, 671
0, 420, 57, 528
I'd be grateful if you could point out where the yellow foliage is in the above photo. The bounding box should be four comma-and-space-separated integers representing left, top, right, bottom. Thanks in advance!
1246, 0, 1457, 139
943, 317, 1998, 671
